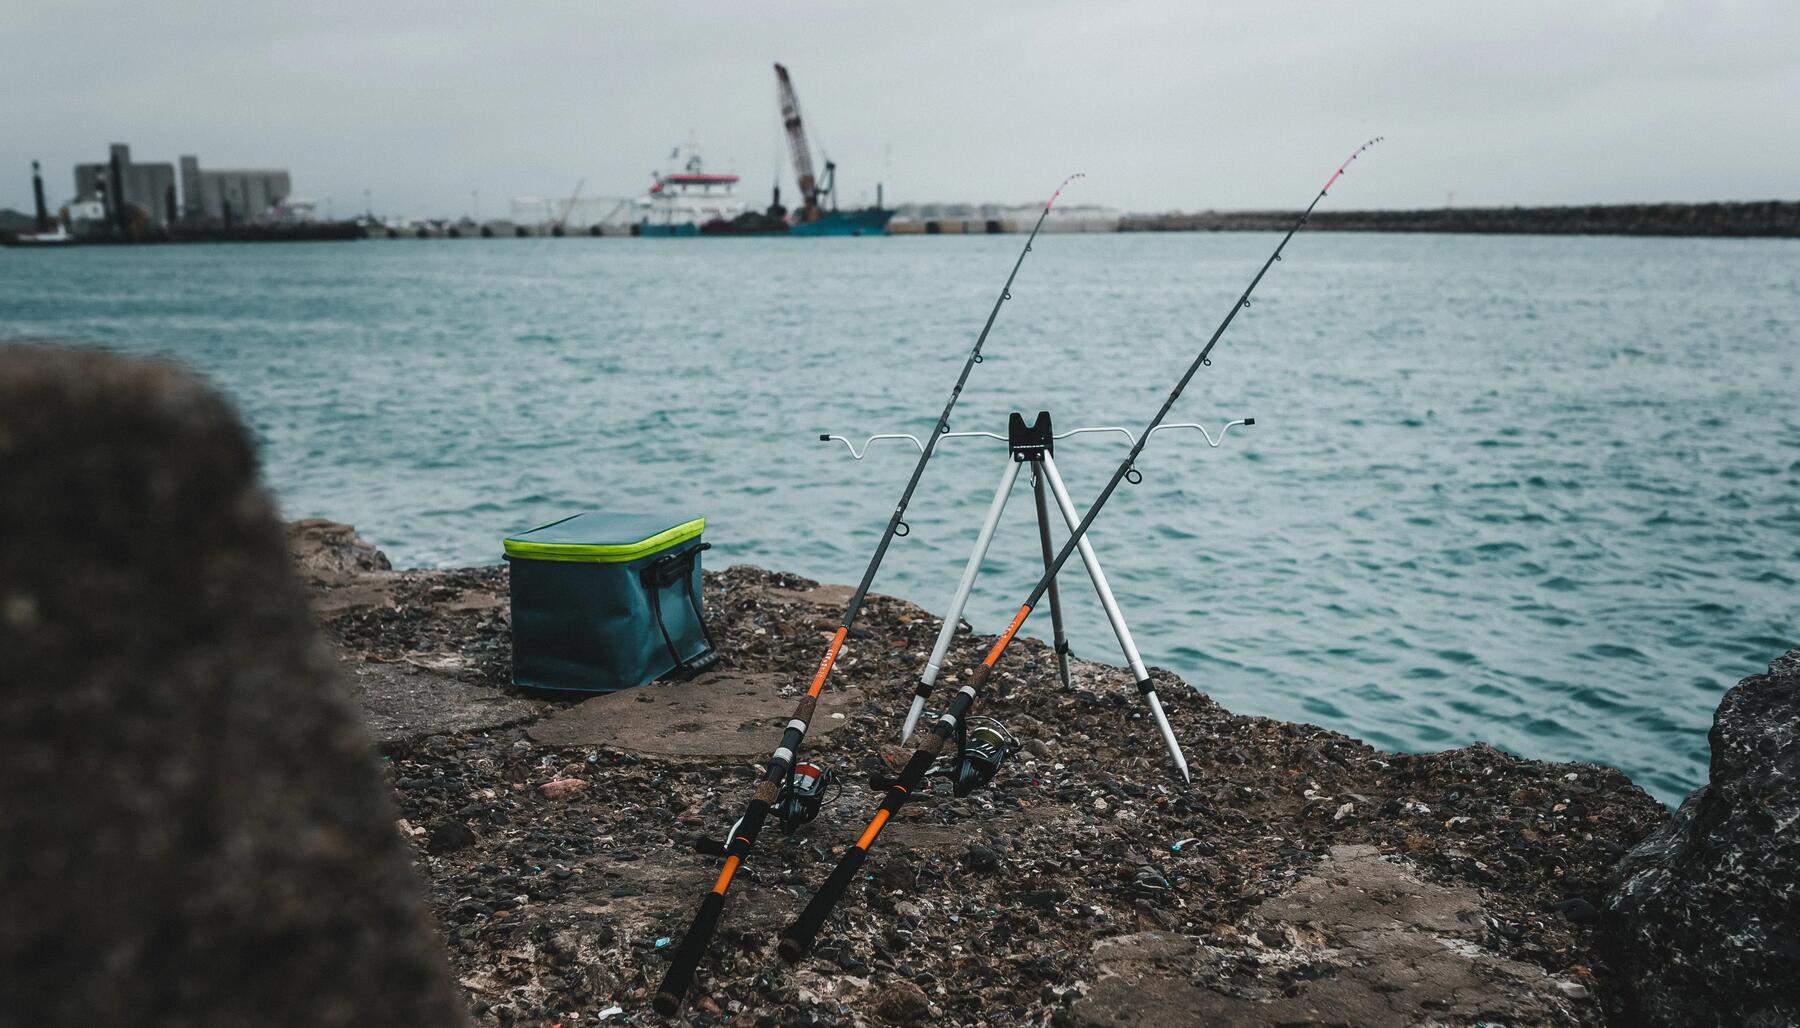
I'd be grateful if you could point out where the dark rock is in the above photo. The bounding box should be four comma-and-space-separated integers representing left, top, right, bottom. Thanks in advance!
966, 843, 1003, 873
871, 979, 932, 1025
429, 821, 479, 855
1606, 649, 1800, 1027
0, 345, 468, 1026
288, 517, 393, 585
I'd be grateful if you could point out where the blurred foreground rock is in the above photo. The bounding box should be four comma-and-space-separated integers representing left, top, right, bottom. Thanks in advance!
1606, 648, 1800, 1027
0, 344, 467, 1026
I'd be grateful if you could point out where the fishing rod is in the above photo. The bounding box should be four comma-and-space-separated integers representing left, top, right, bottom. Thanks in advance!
652, 173, 1082, 1016
778, 138, 1384, 964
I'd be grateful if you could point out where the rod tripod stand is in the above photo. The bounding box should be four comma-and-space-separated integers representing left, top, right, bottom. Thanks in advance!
902, 411, 1192, 781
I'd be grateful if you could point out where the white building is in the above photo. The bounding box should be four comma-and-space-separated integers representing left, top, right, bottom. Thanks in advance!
179, 155, 293, 223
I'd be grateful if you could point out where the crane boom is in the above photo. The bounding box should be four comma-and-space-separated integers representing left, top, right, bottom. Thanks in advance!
555, 178, 585, 230
774, 63, 821, 218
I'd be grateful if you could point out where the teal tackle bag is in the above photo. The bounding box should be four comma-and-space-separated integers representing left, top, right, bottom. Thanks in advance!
504, 512, 719, 693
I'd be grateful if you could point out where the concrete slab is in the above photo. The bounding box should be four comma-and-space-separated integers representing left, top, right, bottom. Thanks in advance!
764, 583, 856, 610
348, 661, 544, 745
527, 671, 861, 757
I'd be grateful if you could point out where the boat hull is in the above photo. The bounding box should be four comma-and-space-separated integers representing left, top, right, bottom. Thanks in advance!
788, 208, 895, 237
638, 223, 700, 238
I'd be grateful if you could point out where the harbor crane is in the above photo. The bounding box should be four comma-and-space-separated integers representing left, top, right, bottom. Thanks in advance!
774, 63, 836, 223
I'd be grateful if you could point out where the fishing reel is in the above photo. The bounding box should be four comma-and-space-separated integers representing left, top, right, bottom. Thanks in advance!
775, 761, 838, 834
940, 717, 1021, 796
693, 761, 838, 856
872, 716, 1021, 798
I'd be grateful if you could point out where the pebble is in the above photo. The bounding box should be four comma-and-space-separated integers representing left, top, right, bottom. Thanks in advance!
872, 980, 932, 1025
538, 778, 588, 800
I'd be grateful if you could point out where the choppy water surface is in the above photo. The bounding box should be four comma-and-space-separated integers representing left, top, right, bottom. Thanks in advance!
4, 233, 1795, 803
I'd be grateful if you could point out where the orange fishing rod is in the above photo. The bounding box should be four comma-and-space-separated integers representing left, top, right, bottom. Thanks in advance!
653, 173, 1082, 1016
778, 139, 1384, 963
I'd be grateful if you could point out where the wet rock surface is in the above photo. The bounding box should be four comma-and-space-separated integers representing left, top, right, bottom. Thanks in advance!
1605, 649, 1800, 1027
0, 345, 467, 1027
294, 520, 1674, 1026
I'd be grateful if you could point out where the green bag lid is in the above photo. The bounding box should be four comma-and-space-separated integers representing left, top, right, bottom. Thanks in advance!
503, 512, 705, 564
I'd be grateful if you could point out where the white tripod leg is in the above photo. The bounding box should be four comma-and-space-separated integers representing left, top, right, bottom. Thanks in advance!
902, 457, 1023, 742
1040, 453, 1191, 782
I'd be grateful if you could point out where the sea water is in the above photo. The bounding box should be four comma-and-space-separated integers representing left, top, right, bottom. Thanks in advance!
3, 232, 1795, 804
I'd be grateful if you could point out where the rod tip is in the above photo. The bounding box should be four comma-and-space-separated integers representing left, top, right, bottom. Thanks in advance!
777, 935, 806, 963
652, 993, 682, 1016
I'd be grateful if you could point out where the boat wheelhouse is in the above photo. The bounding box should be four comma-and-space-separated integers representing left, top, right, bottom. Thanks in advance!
634, 147, 745, 237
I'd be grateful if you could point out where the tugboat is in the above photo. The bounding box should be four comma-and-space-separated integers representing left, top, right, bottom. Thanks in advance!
3, 160, 77, 247
633, 147, 746, 237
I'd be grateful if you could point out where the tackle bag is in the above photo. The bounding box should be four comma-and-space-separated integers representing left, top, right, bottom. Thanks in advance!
504, 511, 719, 693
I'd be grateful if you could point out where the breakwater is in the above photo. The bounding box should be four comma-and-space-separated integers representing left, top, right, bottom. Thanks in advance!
1122, 200, 1800, 238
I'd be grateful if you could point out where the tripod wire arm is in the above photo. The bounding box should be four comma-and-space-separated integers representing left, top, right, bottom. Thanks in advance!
821, 418, 1254, 459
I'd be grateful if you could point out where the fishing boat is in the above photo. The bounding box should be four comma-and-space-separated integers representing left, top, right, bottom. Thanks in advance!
633, 147, 746, 237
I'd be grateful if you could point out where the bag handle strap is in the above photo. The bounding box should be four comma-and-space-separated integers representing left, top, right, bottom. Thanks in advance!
642, 543, 718, 679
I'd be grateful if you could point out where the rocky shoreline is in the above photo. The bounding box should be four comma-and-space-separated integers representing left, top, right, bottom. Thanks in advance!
294, 519, 1679, 1026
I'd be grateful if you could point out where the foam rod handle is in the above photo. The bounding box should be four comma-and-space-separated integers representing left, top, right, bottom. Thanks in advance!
778, 847, 869, 962
653, 891, 725, 1016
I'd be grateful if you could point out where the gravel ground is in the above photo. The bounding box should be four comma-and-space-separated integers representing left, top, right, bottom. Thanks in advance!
293, 521, 1666, 1027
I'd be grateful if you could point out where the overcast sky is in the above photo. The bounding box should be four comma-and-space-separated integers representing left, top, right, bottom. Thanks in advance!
5, 1, 1795, 218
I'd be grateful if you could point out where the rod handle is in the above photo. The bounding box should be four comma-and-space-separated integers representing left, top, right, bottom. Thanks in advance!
653, 891, 725, 1016
778, 846, 869, 962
